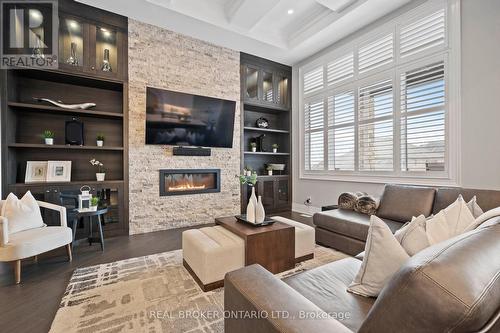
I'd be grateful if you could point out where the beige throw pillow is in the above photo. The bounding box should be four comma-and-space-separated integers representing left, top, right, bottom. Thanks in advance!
1, 191, 44, 234
394, 215, 430, 256
348, 215, 410, 297
425, 196, 475, 245
460, 195, 484, 219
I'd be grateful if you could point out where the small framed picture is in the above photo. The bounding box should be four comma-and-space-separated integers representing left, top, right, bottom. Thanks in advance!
47, 161, 72, 182
25, 161, 48, 183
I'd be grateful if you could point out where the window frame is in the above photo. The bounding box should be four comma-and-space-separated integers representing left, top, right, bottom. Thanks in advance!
298, 0, 461, 186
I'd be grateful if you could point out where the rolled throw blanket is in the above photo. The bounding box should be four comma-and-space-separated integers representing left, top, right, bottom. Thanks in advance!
338, 192, 359, 210
355, 195, 380, 215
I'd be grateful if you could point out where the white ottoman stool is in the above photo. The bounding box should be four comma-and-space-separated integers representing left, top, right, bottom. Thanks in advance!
182, 226, 244, 291
271, 216, 315, 262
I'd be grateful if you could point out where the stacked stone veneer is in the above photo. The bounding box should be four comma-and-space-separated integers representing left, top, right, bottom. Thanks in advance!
128, 19, 241, 235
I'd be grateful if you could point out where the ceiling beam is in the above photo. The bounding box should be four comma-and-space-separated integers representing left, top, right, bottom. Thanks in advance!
224, 0, 281, 30
315, 0, 357, 12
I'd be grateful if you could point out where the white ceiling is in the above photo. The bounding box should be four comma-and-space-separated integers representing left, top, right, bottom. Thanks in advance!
76, 0, 413, 65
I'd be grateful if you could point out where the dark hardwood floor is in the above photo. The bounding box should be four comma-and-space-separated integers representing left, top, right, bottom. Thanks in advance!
0, 211, 312, 333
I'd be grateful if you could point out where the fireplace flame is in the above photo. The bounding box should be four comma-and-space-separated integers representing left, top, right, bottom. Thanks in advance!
167, 174, 207, 192
168, 184, 206, 191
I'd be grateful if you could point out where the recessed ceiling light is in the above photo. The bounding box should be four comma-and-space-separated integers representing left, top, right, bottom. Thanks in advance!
287, 9, 294, 15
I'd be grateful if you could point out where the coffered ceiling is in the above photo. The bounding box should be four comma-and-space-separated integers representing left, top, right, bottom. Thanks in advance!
77, 0, 413, 65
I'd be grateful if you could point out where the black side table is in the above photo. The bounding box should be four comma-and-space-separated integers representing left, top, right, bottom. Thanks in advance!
70, 207, 108, 251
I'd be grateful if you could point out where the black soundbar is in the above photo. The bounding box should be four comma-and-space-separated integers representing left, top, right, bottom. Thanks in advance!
173, 146, 211, 156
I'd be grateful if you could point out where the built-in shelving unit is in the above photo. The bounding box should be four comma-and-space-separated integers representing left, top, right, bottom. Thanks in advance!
240, 53, 292, 213
243, 127, 289, 134
0, 0, 129, 236
7, 102, 124, 119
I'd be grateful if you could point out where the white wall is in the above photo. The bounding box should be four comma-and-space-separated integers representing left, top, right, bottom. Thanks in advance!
292, 0, 500, 211
460, 0, 500, 189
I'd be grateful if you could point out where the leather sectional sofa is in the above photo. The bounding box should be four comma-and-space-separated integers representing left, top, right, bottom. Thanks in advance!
314, 184, 500, 255
224, 217, 500, 333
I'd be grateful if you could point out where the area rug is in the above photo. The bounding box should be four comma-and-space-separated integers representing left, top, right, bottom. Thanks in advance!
50, 246, 348, 333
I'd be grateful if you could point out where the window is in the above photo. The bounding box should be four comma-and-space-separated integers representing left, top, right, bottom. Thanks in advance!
328, 91, 355, 171
300, 0, 458, 183
304, 100, 325, 170
401, 61, 446, 172
358, 79, 394, 171
358, 34, 394, 74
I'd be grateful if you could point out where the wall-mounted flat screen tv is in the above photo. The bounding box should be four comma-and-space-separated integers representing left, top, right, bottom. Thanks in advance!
146, 87, 236, 148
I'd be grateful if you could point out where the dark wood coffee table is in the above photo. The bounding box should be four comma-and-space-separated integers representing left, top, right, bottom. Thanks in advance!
215, 216, 295, 274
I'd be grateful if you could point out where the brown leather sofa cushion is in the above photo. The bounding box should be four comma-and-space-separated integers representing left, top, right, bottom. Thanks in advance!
376, 184, 435, 222
359, 220, 500, 333
433, 187, 500, 214
314, 209, 402, 241
285, 257, 374, 332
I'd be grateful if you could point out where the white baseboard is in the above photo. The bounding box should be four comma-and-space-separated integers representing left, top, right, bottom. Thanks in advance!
292, 203, 321, 216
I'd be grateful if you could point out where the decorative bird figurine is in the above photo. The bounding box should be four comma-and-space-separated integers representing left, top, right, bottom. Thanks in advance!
34, 97, 96, 110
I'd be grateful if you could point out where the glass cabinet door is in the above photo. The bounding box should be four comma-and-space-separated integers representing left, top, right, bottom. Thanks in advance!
276, 179, 290, 208
95, 26, 118, 77
277, 74, 289, 107
260, 180, 275, 211
262, 71, 274, 103
245, 66, 259, 100
59, 16, 84, 70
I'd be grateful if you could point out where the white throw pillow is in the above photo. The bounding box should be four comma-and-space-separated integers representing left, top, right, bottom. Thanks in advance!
394, 215, 430, 256
348, 215, 410, 297
460, 195, 484, 219
1, 191, 44, 234
425, 196, 475, 245
464, 206, 500, 231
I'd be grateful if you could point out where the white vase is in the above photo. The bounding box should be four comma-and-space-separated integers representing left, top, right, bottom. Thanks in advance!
256, 195, 265, 223
268, 170, 273, 176
246, 197, 256, 223
251, 147, 257, 152
96, 173, 105, 181
273, 148, 277, 153
97, 140, 104, 147
45, 138, 53, 145
250, 186, 258, 207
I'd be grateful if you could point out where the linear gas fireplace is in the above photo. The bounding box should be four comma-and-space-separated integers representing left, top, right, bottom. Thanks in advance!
159, 169, 221, 196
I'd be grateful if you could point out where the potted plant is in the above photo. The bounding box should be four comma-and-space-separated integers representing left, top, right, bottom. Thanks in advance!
43, 130, 54, 145
90, 197, 99, 211
96, 134, 105, 147
250, 142, 257, 152
90, 158, 105, 181
266, 165, 273, 176
272, 143, 279, 153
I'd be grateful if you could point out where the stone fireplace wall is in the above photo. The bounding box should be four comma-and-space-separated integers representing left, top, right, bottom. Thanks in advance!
128, 19, 241, 235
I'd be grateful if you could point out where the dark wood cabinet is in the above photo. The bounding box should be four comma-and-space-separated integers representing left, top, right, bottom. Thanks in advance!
0, 0, 129, 236
242, 176, 291, 214
58, 12, 127, 80
240, 53, 292, 213
242, 62, 291, 109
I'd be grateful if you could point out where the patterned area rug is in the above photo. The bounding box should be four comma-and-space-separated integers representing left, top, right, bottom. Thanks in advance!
50, 246, 348, 333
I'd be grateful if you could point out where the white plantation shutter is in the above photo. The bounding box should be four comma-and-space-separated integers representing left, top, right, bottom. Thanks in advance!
400, 9, 445, 58
328, 92, 355, 170
327, 53, 354, 85
303, 66, 324, 95
358, 79, 394, 171
358, 34, 393, 74
304, 100, 325, 170
299, 2, 454, 180
401, 61, 446, 172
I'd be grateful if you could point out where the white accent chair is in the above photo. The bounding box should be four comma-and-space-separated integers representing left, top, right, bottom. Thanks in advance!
0, 200, 73, 284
